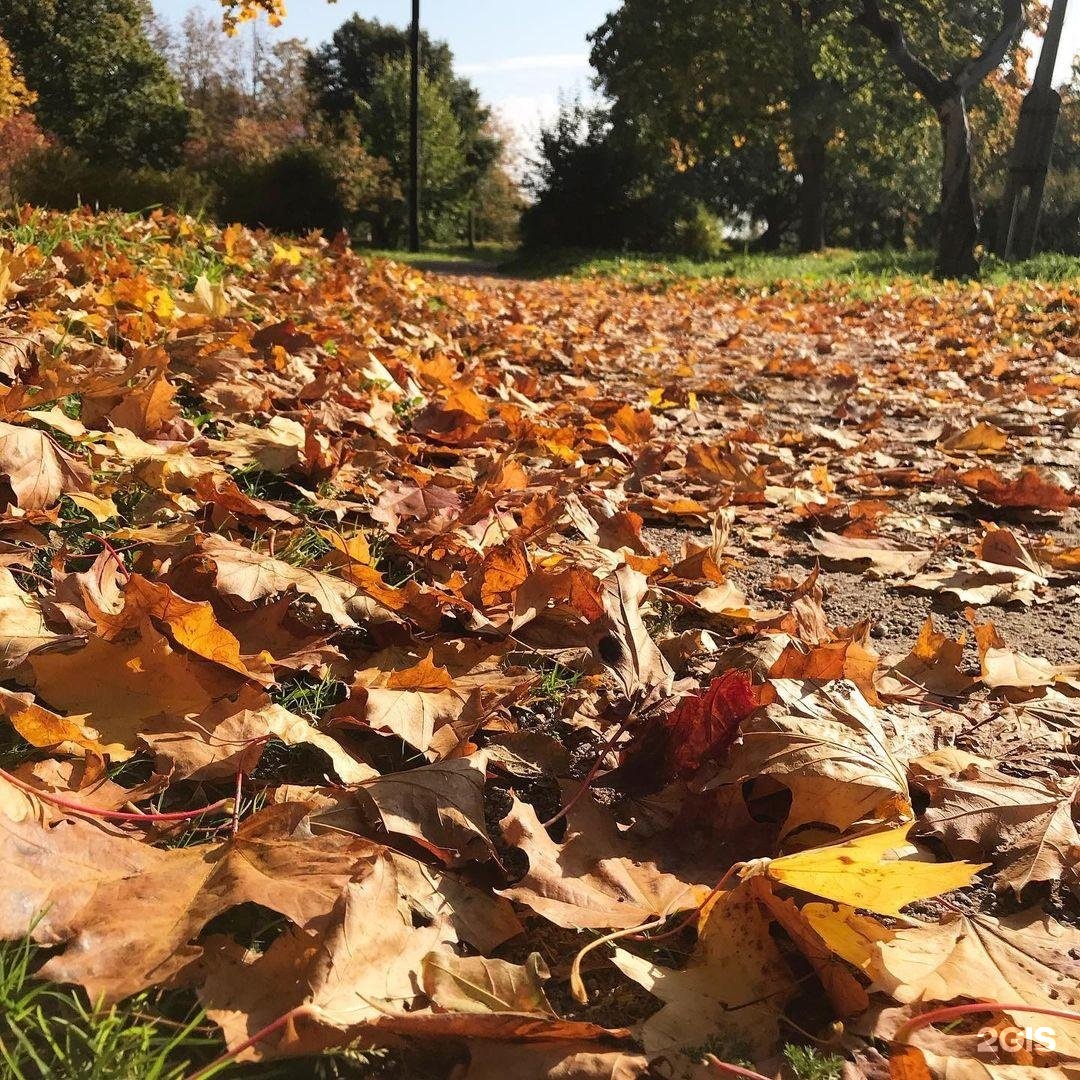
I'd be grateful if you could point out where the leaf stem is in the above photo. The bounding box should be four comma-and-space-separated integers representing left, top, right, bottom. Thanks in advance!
896, 1001, 1080, 1041
89, 534, 132, 580
630, 862, 744, 943
0, 767, 232, 824
186, 1004, 312, 1080
704, 1053, 773, 1080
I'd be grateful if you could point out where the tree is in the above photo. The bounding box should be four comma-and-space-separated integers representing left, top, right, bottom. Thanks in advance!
856, 0, 1025, 276
305, 15, 500, 229
359, 56, 468, 244
0, 31, 33, 121
0, 0, 189, 168
590, 0, 876, 252
153, 9, 310, 158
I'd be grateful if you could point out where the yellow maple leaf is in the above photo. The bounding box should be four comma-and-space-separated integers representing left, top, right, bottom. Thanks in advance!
742, 826, 987, 916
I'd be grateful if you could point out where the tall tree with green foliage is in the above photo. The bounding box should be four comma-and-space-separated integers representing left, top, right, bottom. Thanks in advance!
855, 0, 1025, 277
359, 56, 469, 244
0, 0, 188, 167
590, 0, 870, 252
305, 15, 500, 233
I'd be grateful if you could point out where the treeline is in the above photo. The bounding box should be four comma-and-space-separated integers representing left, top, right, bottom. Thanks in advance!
0, 0, 521, 245
523, 0, 1080, 274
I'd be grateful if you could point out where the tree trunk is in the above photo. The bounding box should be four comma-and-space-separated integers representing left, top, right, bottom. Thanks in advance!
935, 94, 980, 278
794, 130, 825, 250
794, 131, 828, 252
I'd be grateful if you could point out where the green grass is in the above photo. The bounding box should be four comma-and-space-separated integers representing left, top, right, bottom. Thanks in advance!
362, 241, 515, 272
501, 245, 1080, 289
367, 241, 1080, 291
0, 932, 221, 1080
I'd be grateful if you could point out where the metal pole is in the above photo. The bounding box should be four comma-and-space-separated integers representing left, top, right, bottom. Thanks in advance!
408, 0, 421, 253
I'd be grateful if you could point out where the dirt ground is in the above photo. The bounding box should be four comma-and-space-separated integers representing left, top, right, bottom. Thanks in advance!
433, 266, 1080, 671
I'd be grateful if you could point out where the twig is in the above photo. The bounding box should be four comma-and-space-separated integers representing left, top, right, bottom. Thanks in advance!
88, 534, 131, 580
186, 1004, 313, 1080
703, 1054, 773, 1080
541, 720, 627, 829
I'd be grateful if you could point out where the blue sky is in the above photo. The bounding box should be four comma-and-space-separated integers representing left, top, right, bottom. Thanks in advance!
153, 0, 1079, 157
151, 0, 615, 153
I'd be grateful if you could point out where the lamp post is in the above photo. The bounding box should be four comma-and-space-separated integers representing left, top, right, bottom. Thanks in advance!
996, 0, 1070, 259
408, 0, 421, 253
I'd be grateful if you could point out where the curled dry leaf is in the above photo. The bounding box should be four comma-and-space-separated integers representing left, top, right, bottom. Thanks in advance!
610, 882, 795, 1062
716, 680, 910, 837
810, 531, 934, 578
497, 795, 706, 929
0, 804, 384, 1002
916, 764, 1080, 893
868, 910, 1080, 1057
0, 420, 92, 509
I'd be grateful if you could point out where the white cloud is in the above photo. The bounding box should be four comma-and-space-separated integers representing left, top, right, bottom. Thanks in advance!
459, 53, 590, 75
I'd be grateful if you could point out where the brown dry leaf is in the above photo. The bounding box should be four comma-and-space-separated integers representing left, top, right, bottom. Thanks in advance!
142, 689, 376, 785
878, 617, 974, 698
973, 619, 1080, 690
0, 685, 100, 753
938, 422, 1008, 453
610, 882, 795, 1062
497, 795, 705, 929
745, 875, 869, 1016
421, 949, 555, 1016
954, 466, 1080, 512
769, 639, 881, 703
0, 567, 71, 672
0, 804, 383, 1002
318, 751, 494, 863
810, 532, 933, 578
868, 909, 1080, 1057
717, 680, 910, 837
584, 564, 673, 702
201, 859, 618, 1061
29, 620, 244, 756
0, 421, 91, 509
332, 652, 482, 756
895, 1047, 1080, 1080
199, 534, 374, 628
90, 573, 256, 677
917, 765, 1080, 893
458, 1041, 649, 1080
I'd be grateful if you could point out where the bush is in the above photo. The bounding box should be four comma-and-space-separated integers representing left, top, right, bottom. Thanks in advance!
215, 138, 400, 240
0, 110, 48, 199
673, 202, 725, 259
11, 146, 216, 215
217, 143, 350, 234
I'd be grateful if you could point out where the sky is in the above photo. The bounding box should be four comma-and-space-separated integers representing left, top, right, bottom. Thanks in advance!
152, 0, 1080, 159
151, 0, 615, 156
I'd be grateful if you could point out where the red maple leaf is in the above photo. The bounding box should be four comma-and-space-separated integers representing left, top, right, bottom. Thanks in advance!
664, 670, 757, 777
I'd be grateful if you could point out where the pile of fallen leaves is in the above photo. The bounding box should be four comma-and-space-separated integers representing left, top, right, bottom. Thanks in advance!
1, 205, 1079, 1080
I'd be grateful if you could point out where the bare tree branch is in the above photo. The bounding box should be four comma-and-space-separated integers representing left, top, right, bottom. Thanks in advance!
952, 0, 1023, 92
855, 0, 944, 103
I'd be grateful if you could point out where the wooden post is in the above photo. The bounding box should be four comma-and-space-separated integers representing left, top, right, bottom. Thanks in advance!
997, 0, 1069, 259
408, 0, 421, 253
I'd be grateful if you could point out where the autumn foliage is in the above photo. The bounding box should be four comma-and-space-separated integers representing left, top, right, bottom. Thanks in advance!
0, 208, 1079, 1077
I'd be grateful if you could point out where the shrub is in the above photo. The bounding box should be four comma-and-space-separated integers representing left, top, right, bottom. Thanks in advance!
0, 110, 48, 199
673, 202, 725, 259
10, 146, 216, 215
216, 138, 399, 239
